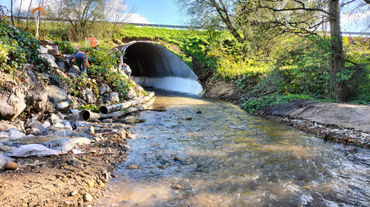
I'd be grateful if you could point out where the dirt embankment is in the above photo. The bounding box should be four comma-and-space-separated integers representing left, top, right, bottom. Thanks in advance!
0, 122, 131, 207
257, 100, 370, 148
205, 81, 370, 148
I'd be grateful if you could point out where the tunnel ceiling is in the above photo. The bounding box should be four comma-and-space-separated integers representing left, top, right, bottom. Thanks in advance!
122, 42, 198, 79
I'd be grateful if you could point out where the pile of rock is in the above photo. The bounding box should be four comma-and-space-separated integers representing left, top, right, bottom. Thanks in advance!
0, 39, 153, 171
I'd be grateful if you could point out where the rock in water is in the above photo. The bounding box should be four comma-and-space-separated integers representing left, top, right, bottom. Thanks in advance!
128, 164, 138, 169
4, 161, 17, 170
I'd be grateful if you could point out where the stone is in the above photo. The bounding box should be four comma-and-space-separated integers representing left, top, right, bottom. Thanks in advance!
127, 89, 137, 99
117, 129, 126, 139
128, 164, 138, 169
98, 84, 112, 95
4, 161, 17, 170
0, 86, 26, 120
39, 53, 58, 68
61, 120, 73, 131
67, 158, 83, 168
0, 121, 23, 131
52, 45, 60, 54
29, 89, 48, 113
171, 184, 182, 190
69, 190, 78, 196
0, 154, 12, 169
9, 144, 61, 157
25, 69, 40, 86
56, 101, 70, 110
9, 128, 25, 140
69, 65, 80, 74
49, 129, 73, 137
109, 92, 120, 103
46, 85, 68, 103
89, 126, 95, 135
81, 89, 96, 104
25, 116, 48, 134
56, 61, 66, 71
84, 193, 93, 202
38, 46, 48, 54
50, 113, 62, 124
44, 137, 91, 152
122, 116, 146, 124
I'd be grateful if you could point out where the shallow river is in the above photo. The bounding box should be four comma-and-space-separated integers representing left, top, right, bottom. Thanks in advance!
95, 94, 369, 207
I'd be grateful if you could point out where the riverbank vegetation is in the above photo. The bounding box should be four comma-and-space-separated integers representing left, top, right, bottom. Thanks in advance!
2, 0, 369, 114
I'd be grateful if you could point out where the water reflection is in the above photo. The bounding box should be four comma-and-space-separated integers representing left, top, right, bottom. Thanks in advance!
95, 94, 370, 207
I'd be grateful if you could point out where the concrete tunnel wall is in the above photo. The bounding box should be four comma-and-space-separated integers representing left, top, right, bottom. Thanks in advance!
119, 41, 203, 94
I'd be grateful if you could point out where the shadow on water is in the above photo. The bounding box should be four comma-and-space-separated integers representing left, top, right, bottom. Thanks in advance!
94, 93, 370, 207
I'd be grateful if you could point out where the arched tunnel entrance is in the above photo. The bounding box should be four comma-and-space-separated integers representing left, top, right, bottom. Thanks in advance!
120, 41, 203, 95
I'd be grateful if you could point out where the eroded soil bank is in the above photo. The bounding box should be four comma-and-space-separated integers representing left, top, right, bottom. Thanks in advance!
205, 81, 370, 148
0, 122, 131, 207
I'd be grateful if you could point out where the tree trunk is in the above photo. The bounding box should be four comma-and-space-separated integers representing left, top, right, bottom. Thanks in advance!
329, 0, 345, 101
26, 0, 33, 29
11, 0, 15, 26
17, 0, 23, 24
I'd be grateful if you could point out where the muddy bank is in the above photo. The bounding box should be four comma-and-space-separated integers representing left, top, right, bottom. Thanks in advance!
0, 121, 131, 207
204, 81, 370, 147
256, 100, 370, 148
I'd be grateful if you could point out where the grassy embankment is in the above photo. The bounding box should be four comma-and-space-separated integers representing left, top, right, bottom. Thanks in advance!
6, 21, 370, 113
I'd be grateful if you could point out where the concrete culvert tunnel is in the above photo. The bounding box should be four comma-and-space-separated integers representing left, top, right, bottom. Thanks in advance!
120, 41, 203, 95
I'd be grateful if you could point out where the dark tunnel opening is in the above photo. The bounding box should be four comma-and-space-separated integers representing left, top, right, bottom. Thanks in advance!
122, 42, 198, 79
119, 41, 202, 94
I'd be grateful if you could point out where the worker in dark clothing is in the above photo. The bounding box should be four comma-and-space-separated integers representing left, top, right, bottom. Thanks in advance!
114, 48, 123, 70
69, 49, 88, 73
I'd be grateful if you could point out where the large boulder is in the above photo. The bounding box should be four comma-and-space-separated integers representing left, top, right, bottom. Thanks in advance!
0, 85, 26, 121
39, 53, 58, 68
46, 85, 69, 104
28, 88, 48, 113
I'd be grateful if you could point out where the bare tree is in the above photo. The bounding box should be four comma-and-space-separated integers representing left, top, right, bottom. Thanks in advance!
26, 0, 34, 29
16, 0, 24, 23
104, 0, 133, 32
57, 0, 105, 39
10, 0, 14, 25
34, 0, 45, 38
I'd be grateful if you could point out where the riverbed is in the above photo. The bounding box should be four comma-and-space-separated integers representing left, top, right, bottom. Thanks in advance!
95, 94, 369, 207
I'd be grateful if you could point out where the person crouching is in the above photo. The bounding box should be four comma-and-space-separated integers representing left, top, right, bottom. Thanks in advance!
69, 48, 88, 73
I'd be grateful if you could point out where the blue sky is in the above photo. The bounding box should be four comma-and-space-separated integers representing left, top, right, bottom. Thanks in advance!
1, 0, 369, 31
126, 0, 187, 25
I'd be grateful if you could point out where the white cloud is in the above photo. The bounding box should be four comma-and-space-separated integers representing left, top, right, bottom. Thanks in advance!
123, 13, 150, 24
341, 10, 370, 25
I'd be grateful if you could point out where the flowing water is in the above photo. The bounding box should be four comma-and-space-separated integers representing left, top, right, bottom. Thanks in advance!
95, 94, 369, 207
